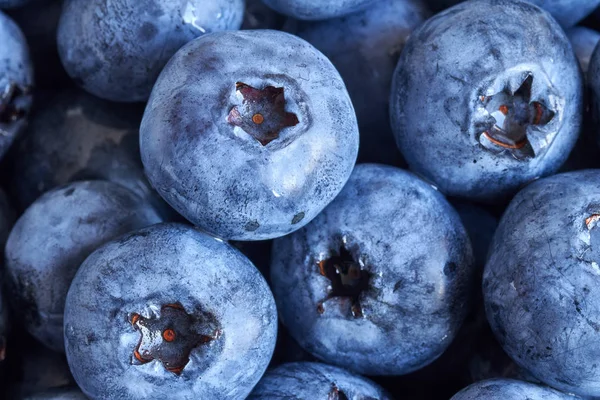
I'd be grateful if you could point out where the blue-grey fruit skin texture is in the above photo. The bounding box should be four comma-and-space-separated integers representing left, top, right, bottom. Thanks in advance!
57, 0, 244, 102
294, 0, 429, 165
5, 180, 162, 352
141, 30, 359, 241
24, 387, 88, 400
10, 90, 166, 215
271, 164, 474, 375
261, 0, 377, 20
248, 362, 392, 399
64, 223, 278, 400
483, 170, 600, 397
0, 10, 33, 160
390, 0, 583, 203
568, 27, 600, 75
450, 378, 579, 400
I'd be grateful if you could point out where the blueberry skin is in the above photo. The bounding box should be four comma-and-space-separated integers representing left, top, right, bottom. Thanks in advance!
390, 0, 583, 203
57, 0, 244, 102
25, 387, 87, 400
0, 10, 33, 160
483, 170, 600, 397
10, 90, 164, 214
248, 362, 392, 399
64, 223, 278, 399
261, 0, 378, 20
294, 0, 430, 165
5, 181, 162, 352
141, 30, 359, 241
450, 378, 577, 400
271, 164, 474, 375
568, 27, 600, 75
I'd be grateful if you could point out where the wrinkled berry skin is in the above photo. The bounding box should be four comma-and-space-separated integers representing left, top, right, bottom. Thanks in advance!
141, 30, 358, 241
261, 0, 377, 20
248, 362, 392, 399
64, 223, 277, 399
295, 0, 429, 165
57, 0, 244, 102
10, 91, 166, 214
451, 378, 576, 400
26, 387, 87, 400
0, 10, 33, 160
568, 27, 600, 75
390, 0, 582, 203
484, 170, 600, 397
271, 164, 474, 375
5, 181, 162, 352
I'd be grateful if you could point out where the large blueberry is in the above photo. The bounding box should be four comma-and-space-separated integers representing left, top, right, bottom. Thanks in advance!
141, 30, 359, 240
568, 27, 600, 75
261, 0, 378, 20
248, 362, 391, 399
0, 9, 33, 161
5, 181, 162, 352
390, 0, 582, 202
484, 170, 600, 397
450, 378, 576, 399
271, 164, 474, 375
294, 0, 430, 165
64, 223, 277, 399
9, 90, 164, 214
57, 0, 244, 102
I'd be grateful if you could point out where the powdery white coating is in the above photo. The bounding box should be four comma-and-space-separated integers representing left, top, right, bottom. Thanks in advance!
0, 10, 33, 160
141, 30, 359, 240
10, 90, 165, 214
294, 0, 430, 165
451, 378, 578, 400
484, 170, 600, 397
390, 0, 583, 203
64, 223, 278, 399
57, 0, 244, 102
25, 387, 88, 400
271, 164, 474, 375
5, 181, 162, 352
248, 362, 392, 399
261, 0, 377, 20
567, 27, 600, 75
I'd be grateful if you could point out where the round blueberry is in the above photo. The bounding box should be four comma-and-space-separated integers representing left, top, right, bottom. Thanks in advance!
5, 181, 162, 352
25, 387, 87, 400
9, 90, 165, 214
390, 0, 583, 202
57, 0, 244, 102
568, 27, 600, 75
248, 362, 392, 399
294, 0, 430, 165
451, 378, 576, 399
271, 164, 474, 375
484, 170, 600, 397
261, 0, 378, 20
64, 223, 278, 399
140, 30, 359, 241
0, 9, 33, 161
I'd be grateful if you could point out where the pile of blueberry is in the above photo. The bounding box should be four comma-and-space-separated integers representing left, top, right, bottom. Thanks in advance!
2, 0, 600, 399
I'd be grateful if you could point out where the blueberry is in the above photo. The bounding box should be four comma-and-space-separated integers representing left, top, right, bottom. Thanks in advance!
390, 0, 583, 203
9, 90, 166, 214
294, 0, 430, 165
450, 378, 576, 399
483, 170, 600, 397
0, 9, 33, 161
568, 27, 600, 75
5, 181, 162, 352
261, 0, 378, 20
64, 223, 277, 399
270, 164, 474, 375
24, 387, 87, 400
57, 0, 244, 102
140, 30, 359, 240
248, 362, 391, 399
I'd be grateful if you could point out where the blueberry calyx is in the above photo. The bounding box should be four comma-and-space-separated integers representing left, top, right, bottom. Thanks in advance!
328, 384, 349, 400
317, 245, 371, 318
227, 82, 299, 146
0, 83, 30, 124
130, 303, 222, 375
